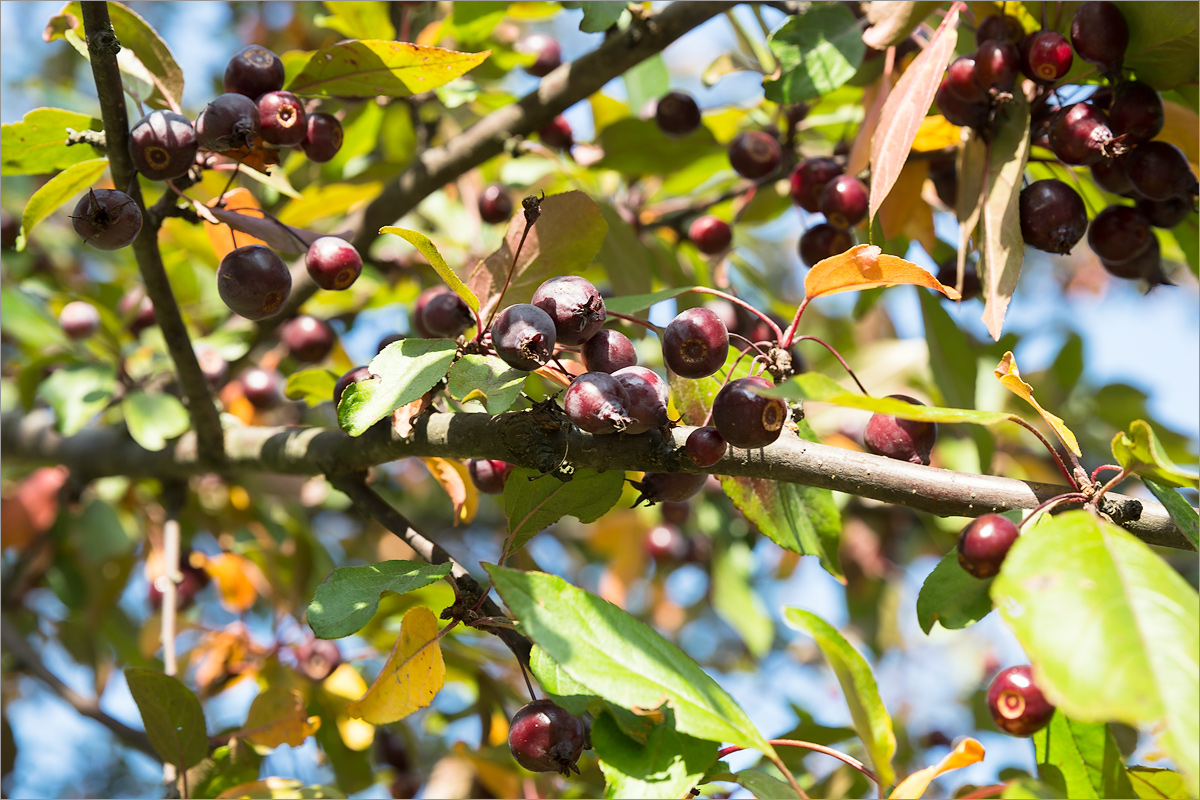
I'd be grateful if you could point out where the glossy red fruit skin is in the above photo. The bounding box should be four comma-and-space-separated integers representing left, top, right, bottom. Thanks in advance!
799, 223, 853, 267
632, 472, 708, 505
1136, 196, 1192, 229
1087, 205, 1154, 265
818, 175, 869, 229
1108, 82, 1164, 145
257, 90, 308, 146
1019, 180, 1087, 254
420, 291, 473, 339
728, 130, 782, 179
306, 236, 363, 291
224, 44, 285, 99
712, 376, 788, 450
301, 113, 344, 163
655, 91, 702, 136
1070, 1, 1129, 75
936, 78, 990, 130
508, 699, 586, 775
689, 216, 732, 254
974, 39, 1021, 93
129, 110, 198, 180
72, 189, 142, 250
294, 638, 342, 682
479, 184, 514, 224
279, 315, 335, 362
412, 286, 454, 337
519, 33, 562, 77
59, 301, 101, 340
334, 365, 373, 406
644, 524, 691, 563
957, 514, 1021, 578
612, 366, 669, 434
218, 245, 291, 320
564, 372, 633, 434
863, 394, 936, 465
790, 157, 843, 212
988, 665, 1056, 736
976, 13, 1025, 46
1126, 141, 1198, 202
581, 329, 637, 374
1020, 31, 1074, 83
1048, 103, 1122, 166
662, 307, 729, 379
240, 367, 285, 410
539, 115, 574, 150
685, 426, 727, 467
491, 303, 557, 371
532, 275, 606, 346
196, 93, 260, 152
467, 459, 513, 494
944, 56, 987, 104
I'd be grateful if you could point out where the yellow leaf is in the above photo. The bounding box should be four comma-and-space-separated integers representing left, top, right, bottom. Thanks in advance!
889, 738, 985, 799
421, 457, 479, 526
216, 777, 336, 799
320, 664, 376, 752
805, 244, 961, 301
346, 606, 444, 724
452, 741, 522, 799
1160, 100, 1199, 171
240, 687, 321, 749
911, 114, 963, 152
994, 352, 1081, 456
878, 161, 935, 253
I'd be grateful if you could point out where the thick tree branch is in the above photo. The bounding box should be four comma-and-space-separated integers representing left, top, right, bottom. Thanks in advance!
3, 409, 1190, 550
80, 3, 225, 467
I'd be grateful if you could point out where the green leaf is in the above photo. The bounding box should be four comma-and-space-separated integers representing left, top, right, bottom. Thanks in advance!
187, 740, 263, 800
991, 511, 1200, 796
487, 564, 774, 754
734, 770, 802, 800
592, 708, 717, 800
604, 286, 705, 315
712, 541, 774, 658
763, 5, 865, 104
622, 54, 669, 119
1033, 712, 1135, 799
979, 93, 1031, 341
1116, 1, 1199, 90
314, 1, 395, 40
0, 286, 68, 349
445, 354, 525, 413
124, 668, 208, 770
73, 498, 137, 563
380, 227, 479, 314
594, 118, 724, 177
19, 159, 110, 249
783, 608, 896, 787
287, 40, 490, 98
502, 468, 626, 556
1, 108, 104, 176
561, 1, 627, 33
529, 645, 596, 715
337, 338, 457, 436
37, 363, 117, 436
1128, 767, 1191, 799
1142, 478, 1199, 550
277, 181, 385, 229
122, 391, 190, 451
307, 561, 453, 639
443, 2, 506, 44
1112, 420, 1200, 488
285, 369, 338, 407
916, 549, 996, 634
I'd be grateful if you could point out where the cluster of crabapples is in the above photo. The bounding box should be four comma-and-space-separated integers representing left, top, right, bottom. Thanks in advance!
938, 1, 1196, 286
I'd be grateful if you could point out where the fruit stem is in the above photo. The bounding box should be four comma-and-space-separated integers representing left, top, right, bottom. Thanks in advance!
1091, 468, 1130, 507
482, 195, 541, 336
1007, 417, 1080, 490
960, 784, 1007, 800
607, 310, 661, 332
1090, 464, 1123, 484
793, 336, 869, 395
687, 286, 783, 342
780, 297, 810, 350
719, 738, 881, 795
1019, 492, 1090, 530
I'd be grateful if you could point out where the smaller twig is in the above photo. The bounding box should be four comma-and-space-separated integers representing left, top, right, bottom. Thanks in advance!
482, 195, 542, 335
1090, 464, 1123, 484
1007, 417, 1080, 491
687, 287, 784, 343
718, 738, 880, 795
781, 297, 811, 349
607, 310, 661, 333
793, 336, 868, 395
1091, 468, 1130, 507
1019, 492, 1090, 529
960, 785, 1006, 800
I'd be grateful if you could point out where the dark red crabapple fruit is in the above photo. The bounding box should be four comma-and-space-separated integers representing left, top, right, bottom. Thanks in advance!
532, 275, 606, 346
957, 514, 1021, 578
59, 301, 101, 340
301, 113, 344, 163
799, 223, 853, 266
1087, 205, 1154, 266
218, 245, 292, 320
72, 189, 142, 250
377, 333, 404, 353
538, 115, 574, 150
818, 175, 869, 229
279, 315, 335, 362
655, 91, 702, 136
518, 33, 562, 78
988, 665, 1056, 737
334, 365, 374, 406
973, 39, 1021, 94
1126, 141, 1198, 202
491, 303, 557, 371
420, 290, 473, 339
863, 394, 937, 466
129, 110, 198, 180
660, 501, 690, 525
976, 13, 1024, 46
612, 366, 669, 434
148, 554, 210, 612
1090, 153, 1134, 195
563, 372, 633, 434
412, 286, 453, 338
195, 93, 260, 152
581, 328, 637, 374
479, 184, 514, 224
662, 307, 729, 379
936, 78, 989, 130
689, 215, 732, 255
224, 44, 285, 99
119, 290, 156, 335
1019, 31, 1073, 83
240, 367, 285, 410
1108, 81, 1164, 145
685, 426, 727, 467
1101, 234, 1163, 281
944, 56, 986, 104
644, 524, 691, 563
790, 157, 843, 212
257, 90, 308, 146
1019, 180, 1087, 254
508, 699, 586, 775
1136, 196, 1192, 229
929, 157, 958, 207
935, 262, 982, 301
1048, 103, 1124, 166
467, 459, 513, 494
294, 638, 343, 682
728, 130, 782, 179
631, 472, 708, 506
1070, 1, 1129, 75
712, 376, 787, 450
306, 236, 362, 291
195, 345, 228, 386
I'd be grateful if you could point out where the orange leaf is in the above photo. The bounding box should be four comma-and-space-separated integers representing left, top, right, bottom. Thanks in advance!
206, 188, 269, 261
392, 394, 432, 439
869, 4, 961, 222
805, 244, 961, 301
200, 552, 261, 613
239, 687, 321, 749
994, 352, 1081, 457
420, 457, 479, 526
877, 161, 935, 253
346, 606, 444, 724
889, 737, 985, 798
